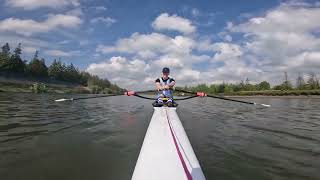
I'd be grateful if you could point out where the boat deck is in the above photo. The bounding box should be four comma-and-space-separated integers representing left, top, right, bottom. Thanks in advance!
132, 107, 206, 180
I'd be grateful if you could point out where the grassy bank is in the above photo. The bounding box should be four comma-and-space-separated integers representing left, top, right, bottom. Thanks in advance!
0, 74, 123, 94
174, 89, 320, 97
223, 90, 320, 96
0, 81, 91, 94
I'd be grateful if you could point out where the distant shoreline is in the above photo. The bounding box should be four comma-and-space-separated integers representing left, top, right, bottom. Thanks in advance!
225, 95, 320, 99
0, 76, 91, 94
1, 77, 320, 97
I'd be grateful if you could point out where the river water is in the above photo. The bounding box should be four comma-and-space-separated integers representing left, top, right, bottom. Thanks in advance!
0, 93, 319, 180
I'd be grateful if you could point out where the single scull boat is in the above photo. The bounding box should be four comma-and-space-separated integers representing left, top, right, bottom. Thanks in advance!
132, 107, 206, 180
54, 89, 270, 179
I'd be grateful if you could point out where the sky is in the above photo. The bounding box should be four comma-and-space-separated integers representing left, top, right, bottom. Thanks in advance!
0, 0, 320, 89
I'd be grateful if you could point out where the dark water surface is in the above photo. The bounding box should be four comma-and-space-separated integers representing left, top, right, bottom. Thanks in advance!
0, 93, 319, 180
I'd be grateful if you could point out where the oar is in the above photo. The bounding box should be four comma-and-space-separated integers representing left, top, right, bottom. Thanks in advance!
54, 94, 122, 102
175, 89, 271, 107
54, 90, 158, 102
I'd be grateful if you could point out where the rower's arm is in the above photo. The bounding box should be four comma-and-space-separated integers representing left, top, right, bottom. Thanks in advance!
155, 82, 163, 90
168, 80, 175, 87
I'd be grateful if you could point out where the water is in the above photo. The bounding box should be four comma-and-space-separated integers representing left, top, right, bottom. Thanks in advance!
0, 93, 319, 180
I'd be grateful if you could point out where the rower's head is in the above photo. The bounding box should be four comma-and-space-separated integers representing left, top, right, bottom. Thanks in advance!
162, 67, 170, 79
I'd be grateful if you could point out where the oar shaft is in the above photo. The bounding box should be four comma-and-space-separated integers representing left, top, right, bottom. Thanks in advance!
206, 94, 254, 105
55, 94, 123, 102
175, 89, 270, 107
73, 94, 121, 100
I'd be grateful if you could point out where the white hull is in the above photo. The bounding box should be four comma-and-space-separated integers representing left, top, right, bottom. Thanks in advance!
132, 107, 206, 180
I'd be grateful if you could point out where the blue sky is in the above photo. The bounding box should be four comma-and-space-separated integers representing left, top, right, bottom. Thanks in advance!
1, 0, 320, 89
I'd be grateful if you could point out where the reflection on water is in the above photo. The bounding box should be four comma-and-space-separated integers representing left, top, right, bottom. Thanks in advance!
0, 93, 319, 180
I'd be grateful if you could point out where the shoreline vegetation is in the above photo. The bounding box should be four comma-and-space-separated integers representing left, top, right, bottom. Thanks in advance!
176, 73, 320, 96
0, 43, 123, 94
1, 42, 320, 96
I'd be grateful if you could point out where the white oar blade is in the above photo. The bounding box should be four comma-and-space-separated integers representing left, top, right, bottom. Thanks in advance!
55, 98, 72, 102
260, 103, 271, 107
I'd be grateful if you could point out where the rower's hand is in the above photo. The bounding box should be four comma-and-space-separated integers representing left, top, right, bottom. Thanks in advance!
164, 85, 170, 89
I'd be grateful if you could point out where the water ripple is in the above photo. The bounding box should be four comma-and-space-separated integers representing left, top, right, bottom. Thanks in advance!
0, 94, 319, 180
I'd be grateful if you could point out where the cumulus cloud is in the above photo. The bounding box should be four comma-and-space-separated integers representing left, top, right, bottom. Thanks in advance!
0, 14, 82, 36
152, 13, 196, 34
153, 56, 184, 68
44, 49, 81, 57
211, 43, 243, 61
92, 29, 250, 88
191, 8, 201, 17
96, 32, 194, 58
5, 0, 80, 10
175, 69, 201, 82
92, 6, 107, 11
228, 1, 320, 76
89, 2, 320, 88
23, 46, 38, 54
86, 56, 151, 89
90, 17, 117, 26
0, 34, 65, 58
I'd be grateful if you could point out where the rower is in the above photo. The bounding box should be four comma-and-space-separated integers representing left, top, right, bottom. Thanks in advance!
154, 67, 176, 107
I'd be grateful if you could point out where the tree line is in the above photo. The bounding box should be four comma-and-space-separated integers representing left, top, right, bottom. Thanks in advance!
0, 43, 122, 93
182, 72, 320, 94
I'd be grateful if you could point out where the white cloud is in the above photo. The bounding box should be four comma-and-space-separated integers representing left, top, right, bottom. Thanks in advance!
153, 56, 184, 68
285, 51, 320, 70
196, 39, 216, 51
90, 17, 116, 26
58, 40, 71, 45
224, 35, 232, 42
230, 6, 320, 35
0, 14, 82, 36
66, 8, 84, 16
44, 49, 81, 57
92, 6, 107, 11
23, 46, 38, 54
211, 42, 243, 61
175, 69, 201, 82
92, 32, 248, 88
222, 1, 320, 84
228, 2, 320, 70
152, 13, 196, 34
96, 33, 171, 54
96, 32, 194, 58
79, 40, 89, 46
86, 56, 150, 89
88, 1, 320, 88
191, 8, 201, 17
0, 34, 50, 49
6, 0, 80, 10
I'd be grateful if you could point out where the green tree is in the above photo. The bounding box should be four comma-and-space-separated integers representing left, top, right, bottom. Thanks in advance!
296, 73, 306, 90
64, 63, 80, 82
48, 59, 65, 80
280, 72, 293, 90
79, 71, 91, 86
0, 43, 12, 72
224, 84, 234, 93
28, 51, 48, 77
8, 43, 25, 73
243, 78, 255, 91
216, 83, 226, 93
258, 81, 271, 90
1, 43, 10, 55
209, 84, 218, 94
307, 73, 319, 89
